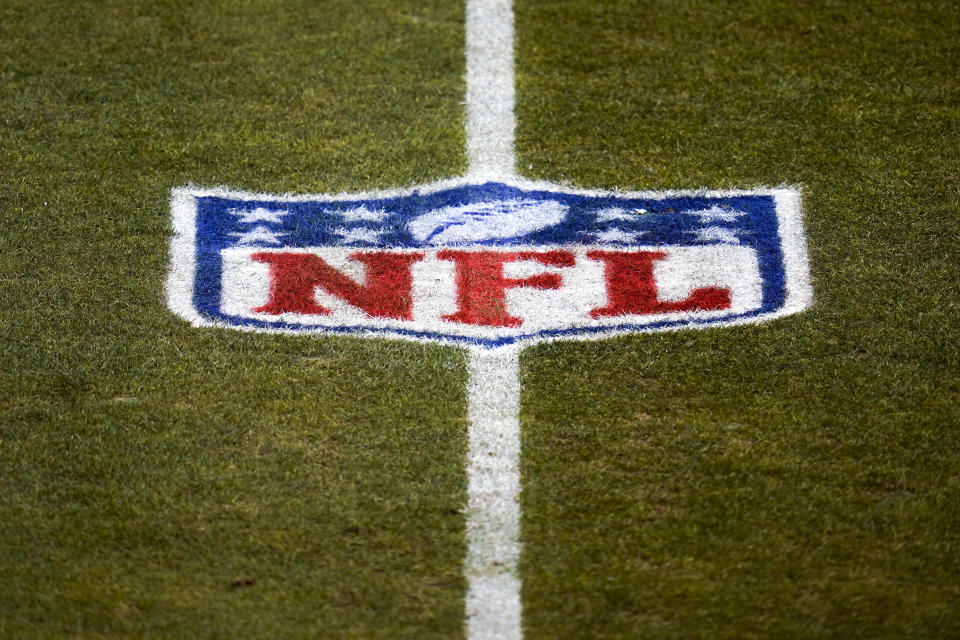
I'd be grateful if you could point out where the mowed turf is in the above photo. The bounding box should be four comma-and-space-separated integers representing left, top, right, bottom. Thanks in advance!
516, 1, 960, 638
1, 1, 958, 639
1, 1, 469, 638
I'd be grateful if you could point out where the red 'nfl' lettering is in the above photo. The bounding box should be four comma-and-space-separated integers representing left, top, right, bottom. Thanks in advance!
246, 248, 735, 330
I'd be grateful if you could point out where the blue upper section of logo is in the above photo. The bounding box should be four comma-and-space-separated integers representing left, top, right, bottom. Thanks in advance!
196, 181, 778, 250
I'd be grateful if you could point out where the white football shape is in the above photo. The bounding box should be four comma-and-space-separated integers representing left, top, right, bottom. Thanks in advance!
408, 199, 567, 245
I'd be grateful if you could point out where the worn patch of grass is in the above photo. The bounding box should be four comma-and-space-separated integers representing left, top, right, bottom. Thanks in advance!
517, 0, 960, 638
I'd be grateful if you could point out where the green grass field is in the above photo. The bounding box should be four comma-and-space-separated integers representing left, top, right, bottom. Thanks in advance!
2, 0, 959, 638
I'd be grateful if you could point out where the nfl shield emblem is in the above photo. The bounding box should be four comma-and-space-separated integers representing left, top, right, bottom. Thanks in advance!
167, 178, 811, 348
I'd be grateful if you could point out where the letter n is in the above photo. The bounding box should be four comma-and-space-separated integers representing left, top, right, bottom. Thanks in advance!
250, 251, 424, 319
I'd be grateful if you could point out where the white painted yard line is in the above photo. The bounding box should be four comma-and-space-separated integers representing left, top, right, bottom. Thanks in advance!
465, 0, 517, 179
464, 345, 523, 640
464, 2, 524, 637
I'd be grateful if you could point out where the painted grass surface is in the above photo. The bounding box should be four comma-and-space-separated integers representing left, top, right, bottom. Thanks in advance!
0, 0, 958, 638
517, 1, 960, 638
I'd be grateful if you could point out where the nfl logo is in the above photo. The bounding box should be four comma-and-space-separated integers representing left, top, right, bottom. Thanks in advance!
167, 178, 810, 348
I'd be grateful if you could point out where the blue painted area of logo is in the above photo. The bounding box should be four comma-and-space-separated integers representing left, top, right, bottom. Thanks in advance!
191, 182, 787, 347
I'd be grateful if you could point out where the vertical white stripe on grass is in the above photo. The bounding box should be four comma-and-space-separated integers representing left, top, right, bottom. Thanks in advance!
465, 346, 523, 640
464, 2, 524, 636
465, 0, 517, 179
464, 2, 523, 636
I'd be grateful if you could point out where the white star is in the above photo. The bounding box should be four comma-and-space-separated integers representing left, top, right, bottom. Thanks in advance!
589, 228, 647, 244
229, 206, 289, 224
332, 227, 385, 245
229, 225, 286, 245
682, 205, 746, 223
337, 205, 389, 223
695, 226, 740, 244
596, 206, 647, 222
